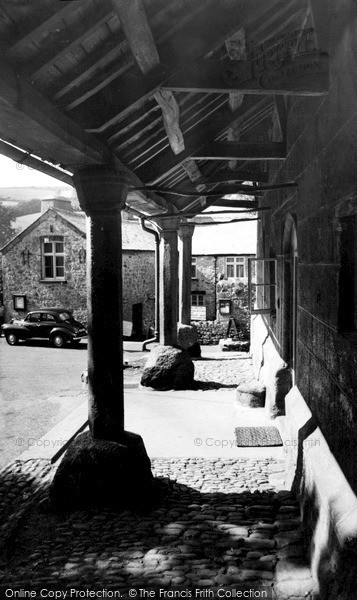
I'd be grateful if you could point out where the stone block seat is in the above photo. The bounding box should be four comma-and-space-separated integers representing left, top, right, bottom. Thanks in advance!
235, 380, 266, 409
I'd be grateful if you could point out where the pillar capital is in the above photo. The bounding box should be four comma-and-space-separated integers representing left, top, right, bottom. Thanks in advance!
153, 215, 182, 234
178, 221, 195, 239
73, 165, 130, 216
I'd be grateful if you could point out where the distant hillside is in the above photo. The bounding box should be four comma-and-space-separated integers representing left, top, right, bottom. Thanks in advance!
0, 186, 76, 204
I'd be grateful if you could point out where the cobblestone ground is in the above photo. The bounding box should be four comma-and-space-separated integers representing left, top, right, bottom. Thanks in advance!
0, 354, 316, 599
124, 352, 256, 391
193, 355, 256, 390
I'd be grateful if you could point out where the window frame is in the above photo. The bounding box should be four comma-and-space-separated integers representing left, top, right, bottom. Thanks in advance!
225, 256, 246, 279
248, 258, 277, 315
41, 235, 65, 281
191, 292, 205, 307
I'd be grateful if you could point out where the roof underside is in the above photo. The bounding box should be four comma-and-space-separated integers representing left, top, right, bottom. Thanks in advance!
0, 0, 328, 218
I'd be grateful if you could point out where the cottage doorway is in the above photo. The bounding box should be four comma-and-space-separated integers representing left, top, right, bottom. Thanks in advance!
282, 216, 298, 379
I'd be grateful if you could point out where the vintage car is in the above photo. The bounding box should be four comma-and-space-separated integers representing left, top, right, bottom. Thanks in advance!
1, 308, 87, 348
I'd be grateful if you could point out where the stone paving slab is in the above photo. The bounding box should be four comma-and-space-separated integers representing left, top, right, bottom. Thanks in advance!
0, 457, 316, 599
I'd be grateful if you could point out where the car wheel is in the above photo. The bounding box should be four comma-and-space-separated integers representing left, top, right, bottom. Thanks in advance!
52, 333, 66, 348
6, 333, 18, 346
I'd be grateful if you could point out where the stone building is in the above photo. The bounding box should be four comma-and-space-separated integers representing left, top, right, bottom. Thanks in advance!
1, 200, 155, 338
191, 220, 256, 342
248, 6, 357, 593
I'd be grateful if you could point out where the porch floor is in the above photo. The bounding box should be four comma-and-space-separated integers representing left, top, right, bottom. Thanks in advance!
0, 348, 317, 599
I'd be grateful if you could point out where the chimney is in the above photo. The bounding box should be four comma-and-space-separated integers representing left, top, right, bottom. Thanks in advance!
41, 198, 73, 213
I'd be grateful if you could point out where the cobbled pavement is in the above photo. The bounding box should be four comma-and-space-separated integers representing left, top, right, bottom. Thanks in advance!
0, 354, 317, 599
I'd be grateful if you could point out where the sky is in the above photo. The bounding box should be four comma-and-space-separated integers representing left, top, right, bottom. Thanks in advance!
0, 153, 69, 188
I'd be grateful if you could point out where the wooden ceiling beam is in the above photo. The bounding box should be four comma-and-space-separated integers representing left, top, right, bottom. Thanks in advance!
0, 61, 169, 216
0, 61, 108, 167
191, 141, 286, 161
136, 96, 267, 183
0, 140, 73, 187
163, 52, 329, 96
209, 199, 259, 208
133, 186, 261, 198
201, 169, 269, 184
58, 0, 284, 124
111, 0, 184, 155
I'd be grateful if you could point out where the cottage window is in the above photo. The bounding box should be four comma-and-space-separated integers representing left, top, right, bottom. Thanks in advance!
226, 257, 245, 278
192, 293, 205, 306
191, 257, 197, 279
41, 236, 65, 280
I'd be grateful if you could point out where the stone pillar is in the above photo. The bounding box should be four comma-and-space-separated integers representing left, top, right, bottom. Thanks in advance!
50, 165, 153, 510
178, 222, 195, 325
156, 217, 181, 346
73, 165, 129, 440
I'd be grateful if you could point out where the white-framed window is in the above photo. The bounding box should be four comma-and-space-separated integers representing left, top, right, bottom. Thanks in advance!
191, 257, 197, 279
192, 292, 205, 306
41, 236, 65, 280
248, 258, 277, 315
226, 256, 245, 279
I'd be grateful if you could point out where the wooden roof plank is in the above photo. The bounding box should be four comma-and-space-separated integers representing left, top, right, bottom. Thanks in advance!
27, 10, 114, 81
7, 1, 90, 61
136, 96, 268, 183
111, 0, 184, 156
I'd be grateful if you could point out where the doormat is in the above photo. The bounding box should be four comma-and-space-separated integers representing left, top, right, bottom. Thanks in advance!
235, 426, 283, 447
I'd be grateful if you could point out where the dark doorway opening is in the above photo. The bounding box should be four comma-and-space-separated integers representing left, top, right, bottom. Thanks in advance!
131, 303, 143, 340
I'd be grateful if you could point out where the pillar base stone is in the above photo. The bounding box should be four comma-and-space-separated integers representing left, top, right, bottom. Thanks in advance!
50, 431, 153, 510
141, 344, 194, 390
177, 323, 201, 357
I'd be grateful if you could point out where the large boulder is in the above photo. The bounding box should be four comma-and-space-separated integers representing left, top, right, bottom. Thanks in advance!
177, 323, 201, 357
50, 431, 153, 510
141, 344, 194, 390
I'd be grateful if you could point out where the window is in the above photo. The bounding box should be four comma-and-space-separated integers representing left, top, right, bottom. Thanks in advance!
41, 236, 65, 280
248, 258, 277, 315
226, 257, 246, 279
41, 313, 56, 322
192, 293, 205, 306
26, 313, 41, 323
191, 257, 197, 279
338, 215, 357, 332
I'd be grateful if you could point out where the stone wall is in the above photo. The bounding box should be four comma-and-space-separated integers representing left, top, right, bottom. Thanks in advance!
195, 321, 230, 345
122, 252, 155, 338
216, 279, 251, 338
191, 255, 216, 320
251, 4, 357, 596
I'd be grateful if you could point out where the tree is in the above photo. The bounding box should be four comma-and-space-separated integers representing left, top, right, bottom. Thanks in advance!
0, 202, 18, 248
